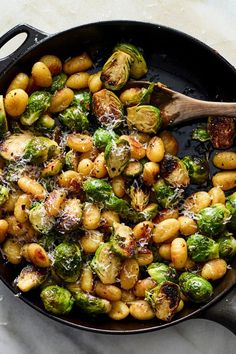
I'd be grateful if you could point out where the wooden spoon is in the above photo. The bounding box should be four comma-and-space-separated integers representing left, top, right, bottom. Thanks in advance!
126, 81, 236, 126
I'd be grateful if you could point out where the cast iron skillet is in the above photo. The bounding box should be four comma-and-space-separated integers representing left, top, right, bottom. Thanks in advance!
0, 21, 236, 335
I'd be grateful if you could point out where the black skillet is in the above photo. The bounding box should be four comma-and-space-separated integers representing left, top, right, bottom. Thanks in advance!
0, 21, 236, 335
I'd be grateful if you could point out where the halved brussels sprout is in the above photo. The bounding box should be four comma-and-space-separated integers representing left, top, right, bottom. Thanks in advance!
91, 242, 121, 284
110, 222, 136, 258
218, 234, 236, 261
40, 285, 74, 315
226, 191, 236, 230
197, 203, 231, 237
147, 262, 178, 284
50, 72, 68, 93
179, 272, 213, 303
23, 136, 60, 164
41, 158, 63, 177
83, 178, 113, 203
115, 43, 148, 79
101, 50, 133, 90
92, 89, 124, 128
140, 203, 159, 221
153, 178, 182, 208
35, 114, 56, 132
93, 128, 118, 150
64, 150, 79, 171
104, 139, 131, 178
20, 91, 51, 126
0, 95, 8, 136
57, 199, 82, 233
58, 106, 89, 132
123, 160, 143, 177
129, 179, 150, 212
72, 90, 91, 113
182, 156, 209, 184
0, 131, 33, 161
17, 265, 47, 292
160, 154, 190, 187
208, 116, 235, 149
29, 202, 55, 234
187, 233, 219, 262
145, 281, 180, 321
53, 241, 82, 282
127, 105, 161, 134
0, 185, 9, 206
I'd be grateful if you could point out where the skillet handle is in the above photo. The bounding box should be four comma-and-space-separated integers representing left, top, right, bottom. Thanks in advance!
199, 286, 236, 335
0, 24, 48, 74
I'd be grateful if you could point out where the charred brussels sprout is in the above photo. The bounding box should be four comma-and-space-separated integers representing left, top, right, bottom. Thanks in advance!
226, 192, 236, 230
160, 154, 190, 187
73, 90, 91, 113
0, 185, 9, 206
50, 72, 67, 93
153, 178, 182, 208
127, 105, 161, 134
40, 285, 74, 315
29, 203, 55, 234
20, 91, 51, 126
68, 286, 111, 315
0, 95, 8, 136
218, 234, 236, 261
208, 116, 235, 149
93, 128, 118, 150
145, 281, 180, 321
91, 242, 121, 284
17, 265, 47, 292
179, 272, 213, 303
197, 203, 231, 237
101, 50, 133, 90
129, 179, 150, 212
147, 263, 178, 284
23, 136, 60, 164
92, 89, 124, 128
110, 222, 136, 258
187, 234, 219, 262
53, 242, 82, 282
58, 106, 89, 132
192, 127, 210, 142
182, 156, 209, 184
0, 132, 33, 161
104, 139, 130, 178
115, 43, 148, 79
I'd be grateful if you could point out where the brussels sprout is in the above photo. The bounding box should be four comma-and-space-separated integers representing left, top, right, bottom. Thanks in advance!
127, 105, 161, 134
153, 178, 182, 208
40, 285, 74, 315
106, 194, 133, 217
104, 139, 130, 178
41, 158, 63, 177
192, 127, 210, 142
38, 233, 60, 252
101, 50, 133, 90
110, 221, 136, 258
0, 95, 8, 136
140, 203, 159, 221
226, 191, 236, 230
197, 203, 231, 237
218, 234, 236, 260
20, 91, 51, 126
0, 131, 33, 161
50, 72, 68, 93
57, 199, 82, 233
29, 203, 55, 234
72, 90, 91, 113
53, 241, 82, 282
187, 233, 219, 262
23, 136, 60, 164
58, 106, 89, 132
182, 156, 209, 184
179, 272, 213, 303
65, 150, 79, 171
147, 262, 178, 284
160, 154, 190, 187
67, 286, 111, 315
129, 179, 150, 212
208, 116, 235, 149
93, 128, 118, 150
92, 89, 124, 128
17, 265, 47, 292
35, 114, 56, 132
123, 161, 143, 177
115, 43, 148, 79
145, 281, 180, 321
83, 178, 113, 203
0, 185, 9, 206
91, 242, 121, 284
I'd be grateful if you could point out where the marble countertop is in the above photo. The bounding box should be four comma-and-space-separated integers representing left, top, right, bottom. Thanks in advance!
0, 0, 236, 353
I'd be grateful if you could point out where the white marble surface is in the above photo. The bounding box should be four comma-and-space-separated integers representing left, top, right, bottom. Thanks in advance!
0, 0, 236, 353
